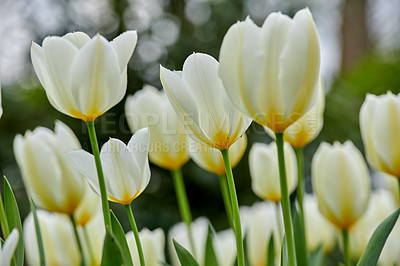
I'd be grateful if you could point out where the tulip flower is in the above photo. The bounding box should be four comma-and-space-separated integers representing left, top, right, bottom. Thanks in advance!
168, 217, 209, 266
79, 211, 105, 266
127, 228, 165, 266
160, 52, 251, 266
303, 194, 337, 253
241, 202, 282, 265
14, 121, 85, 215
160, 53, 251, 151
31, 31, 137, 122
0, 228, 19, 266
312, 141, 370, 266
249, 141, 297, 203
125, 85, 189, 170
24, 210, 81, 265
360, 92, 400, 195
189, 134, 247, 176
68, 127, 150, 265
349, 190, 399, 265
385, 173, 400, 205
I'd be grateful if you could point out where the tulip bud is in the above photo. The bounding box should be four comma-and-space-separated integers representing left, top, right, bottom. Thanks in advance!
219, 8, 320, 133
168, 217, 209, 266
303, 194, 337, 253
31, 31, 137, 121
249, 141, 297, 202
189, 134, 247, 175
14, 121, 85, 214
125, 85, 189, 170
241, 202, 282, 265
312, 141, 370, 229
360, 92, 400, 178
160, 53, 252, 150
68, 128, 151, 205
24, 210, 80, 265
127, 228, 165, 266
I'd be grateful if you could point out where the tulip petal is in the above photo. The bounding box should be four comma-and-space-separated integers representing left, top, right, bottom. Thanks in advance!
2, 229, 19, 266
62, 32, 91, 48
67, 150, 100, 195
279, 8, 320, 118
111, 30, 138, 72
182, 53, 229, 139
160, 66, 214, 147
70, 34, 121, 116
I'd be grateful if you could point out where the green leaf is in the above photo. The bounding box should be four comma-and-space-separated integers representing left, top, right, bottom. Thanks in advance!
280, 236, 287, 266
101, 228, 124, 266
4, 176, 24, 266
110, 211, 133, 266
161, 263, 173, 266
292, 205, 308, 266
357, 208, 400, 266
309, 246, 324, 266
266, 234, 275, 266
204, 226, 218, 266
173, 239, 200, 266
29, 198, 45, 266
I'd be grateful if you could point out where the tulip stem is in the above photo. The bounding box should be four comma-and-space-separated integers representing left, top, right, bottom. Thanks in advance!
274, 202, 283, 240
83, 226, 96, 266
294, 148, 305, 223
29, 198, 46, 266
125, 204, 145, 266
70, 215, 86, 266
221, 149, 245, 266
170, 168, 195, 252
275, 133, 297, 266
218, 174, 233, 228
86, 121, 111, 230
342, 229, 351, 266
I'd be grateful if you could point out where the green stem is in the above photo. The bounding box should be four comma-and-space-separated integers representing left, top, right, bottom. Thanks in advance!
0, 191, 9, 238
218, 174, 233, 228
170, 169, 195, 252
125, 204, 145, 266
294, 148, 305, 224
30, 198, 46, 266
275, 133, 297, 266
70, 216, 86, 266
221, 149, 245, 266
274, 202, 283, 240
83, 226, 96, 266
342, 229, 351, 266
86, 121, 111, 230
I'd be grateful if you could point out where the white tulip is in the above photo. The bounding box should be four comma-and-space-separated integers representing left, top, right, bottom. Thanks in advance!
360, 92, 400, 177
31, 31, 137, 121
385, 173, 400, 205
168, 217, 209, 266
312, 141, 370, 229
219, 8, 320, 133
213, 229, 236, 266
189, 134, 247, 175
14, 121, 85, 214
0, 229, 19, 266
241, 202, 282, 265
127, 228, 165, 266
249, 141, 298, 202
125, 85, 189, 170
160, 53, 252, 150
68, 127, 151, 205
303, 194, 337, 253
73, 184, 101, 227
24, 210, 80, 266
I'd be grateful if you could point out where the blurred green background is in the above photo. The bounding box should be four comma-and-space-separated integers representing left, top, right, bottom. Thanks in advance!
1, 0, 400, 237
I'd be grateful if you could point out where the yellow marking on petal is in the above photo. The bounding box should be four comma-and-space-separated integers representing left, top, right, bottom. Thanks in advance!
69, 109, 104, 122
212, 131, 229, 150
74, 212, 91, 226
108, 189, 142, 205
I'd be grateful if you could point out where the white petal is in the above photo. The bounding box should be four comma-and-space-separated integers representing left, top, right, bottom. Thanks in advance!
67, 150, 100, 195
2, 229, 19, 266
182, 53, 229, 139
70, 34, 121, 115
111, 30, 138, 71
62, 32, 91, 48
